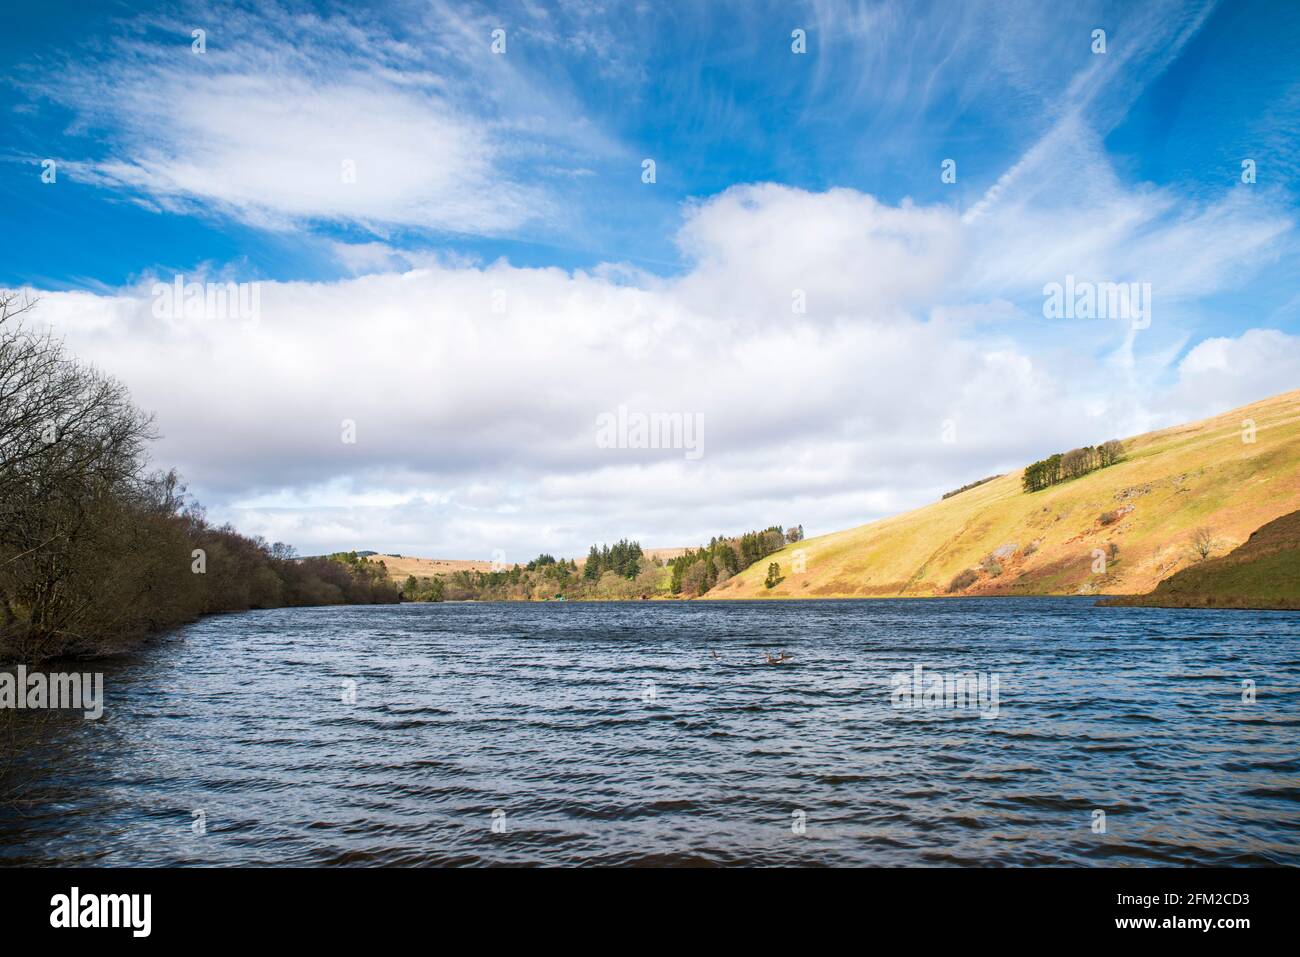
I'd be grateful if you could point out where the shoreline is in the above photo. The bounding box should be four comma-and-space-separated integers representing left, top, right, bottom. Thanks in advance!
1098, 596, 1300, 612
403, 593, 1124, 604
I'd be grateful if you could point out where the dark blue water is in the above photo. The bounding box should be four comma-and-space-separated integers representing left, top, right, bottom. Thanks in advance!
2, 599, 1298, 866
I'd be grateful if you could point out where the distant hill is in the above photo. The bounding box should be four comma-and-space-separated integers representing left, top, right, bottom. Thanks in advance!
707, 388, 1300, 599
1100, 510, 1300, 610
366, 547, 688, 582
365, 555, 496, 578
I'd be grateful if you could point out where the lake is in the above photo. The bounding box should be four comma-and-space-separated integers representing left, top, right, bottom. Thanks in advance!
2, 599, 1297, 866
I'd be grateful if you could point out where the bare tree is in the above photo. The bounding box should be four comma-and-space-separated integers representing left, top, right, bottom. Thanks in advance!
1060, 447, 1091, 479
0, 295, 418, 660
1189, 526, 1220, 562
1, 292, 158, 657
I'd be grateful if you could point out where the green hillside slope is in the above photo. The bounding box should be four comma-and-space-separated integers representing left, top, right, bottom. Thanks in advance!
1100, 509, 1300, 610
707, 389, 1300, 600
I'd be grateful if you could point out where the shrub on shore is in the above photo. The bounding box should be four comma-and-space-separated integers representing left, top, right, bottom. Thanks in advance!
947, 569, 979, 593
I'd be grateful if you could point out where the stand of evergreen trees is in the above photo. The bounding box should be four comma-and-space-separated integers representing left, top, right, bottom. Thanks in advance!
0, 294, 397, 662
582, 539, 643, 581
1022, 440, 1124, 493
669, 525, 792, 596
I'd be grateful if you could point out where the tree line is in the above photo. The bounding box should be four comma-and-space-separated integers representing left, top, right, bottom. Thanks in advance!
942, 474, 1000, 500
401, 540, 658, 602
1022, 439, 1124, 493
0, 294, 397, 662
398, 524, 804, 602
411, 540, 648, 601
668, 525, 798, 596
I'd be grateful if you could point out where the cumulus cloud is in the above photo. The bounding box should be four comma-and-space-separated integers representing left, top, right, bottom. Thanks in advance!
1164, 329, 1300, 418
674, 184, 962, 322
25, 178, 1297, 559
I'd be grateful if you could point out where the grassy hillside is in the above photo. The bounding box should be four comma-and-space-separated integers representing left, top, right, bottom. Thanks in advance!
365, 555, 496, 579
707, 389, 1300, 600
366, 547, 687, 582
1100, 509, 1300, 610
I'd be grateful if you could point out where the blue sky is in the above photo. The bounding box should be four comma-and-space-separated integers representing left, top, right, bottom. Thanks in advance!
7, 0, 1297, 300
4, 0, 1300, 557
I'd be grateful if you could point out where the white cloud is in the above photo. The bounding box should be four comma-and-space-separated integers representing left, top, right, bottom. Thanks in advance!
80, 73, 539, 233
1166, 329, 1300, 418
674, 184, 962, 323
962, 117, 1292, 304
25, 176, 1296, 559
29, 2, 613, 236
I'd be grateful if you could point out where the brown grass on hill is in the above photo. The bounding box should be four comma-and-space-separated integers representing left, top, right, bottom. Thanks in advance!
365, 555, 494, 579
708, 388, 1300, 600
368, 547, 688, 581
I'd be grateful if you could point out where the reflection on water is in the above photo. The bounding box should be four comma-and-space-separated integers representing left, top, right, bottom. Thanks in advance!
1, 598, 1297, 866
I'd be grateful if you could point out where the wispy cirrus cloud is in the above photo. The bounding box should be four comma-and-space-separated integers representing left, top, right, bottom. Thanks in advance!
21, 0, 625, 236
77, 72, 542, 233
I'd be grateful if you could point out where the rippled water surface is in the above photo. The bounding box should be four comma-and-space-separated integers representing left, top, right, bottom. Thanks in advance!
2, 599, 1298, 866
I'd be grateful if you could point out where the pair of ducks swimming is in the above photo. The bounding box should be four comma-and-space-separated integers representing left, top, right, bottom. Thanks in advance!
710, 650, 793, 664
